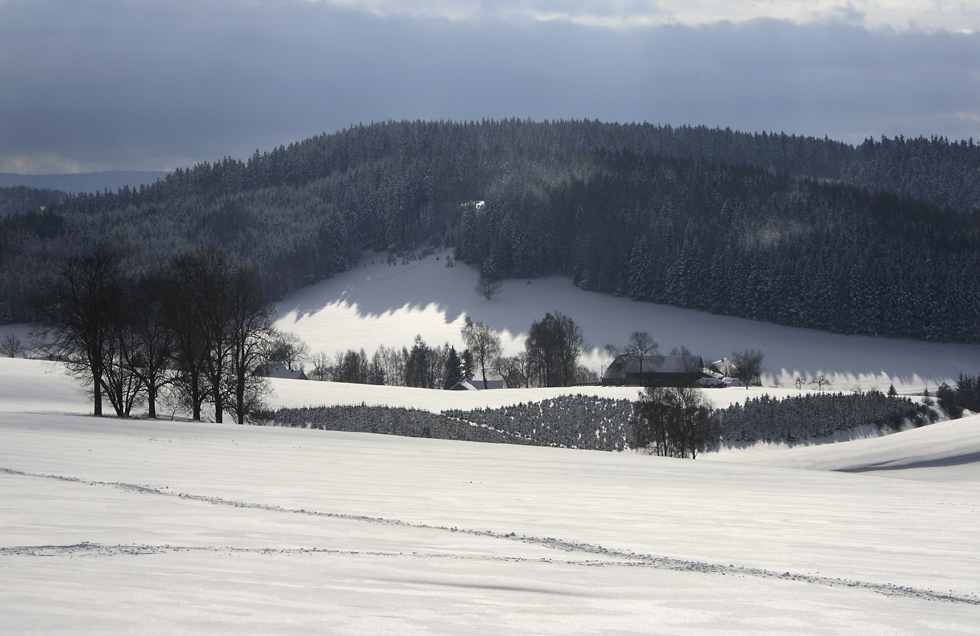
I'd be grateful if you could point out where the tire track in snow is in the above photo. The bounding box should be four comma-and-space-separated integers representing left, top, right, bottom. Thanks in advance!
3, 466, 978, 606
0, 541, 622, 567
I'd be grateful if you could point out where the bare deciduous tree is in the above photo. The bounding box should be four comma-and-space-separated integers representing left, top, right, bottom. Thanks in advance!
525, 312, 584, 387
265, 331, 309, 371
628, 331, 664, 374
811, 374, 832, 392
669, 344, 701, 374
475, 270, 502, 300
1, 332, 22, 358
461, 317, 502, 389
731, 349, 765, 388
161, 248, 273, 423
495, 351, 533, 388
633, 386, 716, 458
30, 251, 126, 417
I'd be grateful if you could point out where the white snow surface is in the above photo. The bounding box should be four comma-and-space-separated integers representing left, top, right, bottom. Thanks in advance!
710, 416, 980, 483
4, 254, 980, 633
273, 251, 980, 393
3, 357, 980, 634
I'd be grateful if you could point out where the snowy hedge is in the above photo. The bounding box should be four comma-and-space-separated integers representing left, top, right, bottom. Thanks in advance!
266, 394, 635, 451
265, 391, 935, 452
444, 395, 635, 451
711, 391, 934, 444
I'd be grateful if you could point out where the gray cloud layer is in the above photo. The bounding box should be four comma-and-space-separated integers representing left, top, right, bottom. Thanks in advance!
1, 0, 977, 173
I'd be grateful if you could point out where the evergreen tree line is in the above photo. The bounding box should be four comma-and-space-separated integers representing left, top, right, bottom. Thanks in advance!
266, 387, 941, 454
267, 388, 938, 455
711, 391, 935, 444
2, 120, 978, 343
936, 374, 980, 419
264, 404, 530, 446
31, 248, 278, 423
458, 159, 980, 343
443, 395, 635, 451
266, 394, 635, 451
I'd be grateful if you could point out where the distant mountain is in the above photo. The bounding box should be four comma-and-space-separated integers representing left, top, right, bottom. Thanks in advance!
0, 171, 170, 194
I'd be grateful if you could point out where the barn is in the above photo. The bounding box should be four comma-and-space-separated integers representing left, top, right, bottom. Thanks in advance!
601, 354, 704, 387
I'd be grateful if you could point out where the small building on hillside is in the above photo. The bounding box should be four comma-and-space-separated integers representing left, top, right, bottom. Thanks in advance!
449, 379, 504, 391
601, 354, 704, 387
255, 364, 308, 380
709, 358, 738, 378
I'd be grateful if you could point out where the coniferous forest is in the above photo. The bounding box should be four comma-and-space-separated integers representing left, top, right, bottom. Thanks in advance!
1, 119, 978, 343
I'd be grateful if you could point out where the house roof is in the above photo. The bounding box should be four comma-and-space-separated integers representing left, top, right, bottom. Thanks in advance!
258, 363, 307, 380
710, 358, 738, 376
449, 379, 504, 391
603, 354, 703, 378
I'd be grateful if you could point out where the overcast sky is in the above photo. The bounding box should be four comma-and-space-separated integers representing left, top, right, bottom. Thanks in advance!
1, 0, 978, 174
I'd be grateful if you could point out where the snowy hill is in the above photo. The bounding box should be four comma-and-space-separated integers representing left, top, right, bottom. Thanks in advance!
710, 414, 980, 483
274, 250, 980, 393
3, 249, 980, 631
2, 358, 980, 634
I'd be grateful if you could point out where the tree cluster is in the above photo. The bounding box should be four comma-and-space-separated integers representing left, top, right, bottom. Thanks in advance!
712, 390, 934, 444
31, 248, 275, 423
305, 312, 592, 390
307, 339, 474, 389
937, 374, 980, 419
631, 386, 717, 458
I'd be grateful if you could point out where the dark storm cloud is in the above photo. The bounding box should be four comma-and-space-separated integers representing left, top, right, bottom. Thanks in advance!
1, 0, 977, 173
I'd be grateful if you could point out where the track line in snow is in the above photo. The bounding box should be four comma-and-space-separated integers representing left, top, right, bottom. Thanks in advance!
3, 466, 978, 606
0, 541, 623, 567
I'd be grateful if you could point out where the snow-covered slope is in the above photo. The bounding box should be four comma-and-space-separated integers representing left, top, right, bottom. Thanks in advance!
0, 356, 91, 415
711, 415, 980, 483
4, 347, 980, 633
1, 396, 979, 632
4, 253, 980, 633
274, 250, 980, 392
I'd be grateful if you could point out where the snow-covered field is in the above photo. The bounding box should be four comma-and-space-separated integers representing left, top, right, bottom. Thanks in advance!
3, 357, 980, 634
4, 254, 980, 634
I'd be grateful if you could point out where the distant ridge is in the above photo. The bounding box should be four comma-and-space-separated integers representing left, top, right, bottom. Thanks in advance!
0, 170, 170, 194
2, 120, 979, 342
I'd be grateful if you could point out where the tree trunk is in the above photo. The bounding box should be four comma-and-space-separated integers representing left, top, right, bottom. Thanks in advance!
147, 386, 157, 419
191, 374, 202, 421
236, 368, 246, 425
92, 371, 103, 416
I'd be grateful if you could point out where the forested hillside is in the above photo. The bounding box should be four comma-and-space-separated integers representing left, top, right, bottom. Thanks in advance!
0, 186, 66, 217
1, 119, 978, 342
